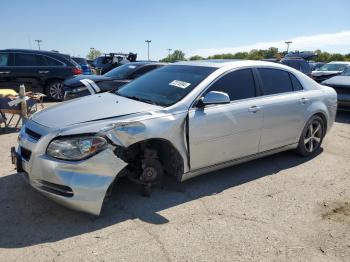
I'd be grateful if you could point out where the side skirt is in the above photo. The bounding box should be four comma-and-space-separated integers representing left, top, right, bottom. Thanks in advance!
181, 143, 298, 182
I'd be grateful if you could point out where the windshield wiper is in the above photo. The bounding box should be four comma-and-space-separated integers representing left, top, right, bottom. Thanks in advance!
120, 94, 158, 105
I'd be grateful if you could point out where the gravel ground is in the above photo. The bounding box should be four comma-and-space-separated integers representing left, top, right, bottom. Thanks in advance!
0, 108, 349, 262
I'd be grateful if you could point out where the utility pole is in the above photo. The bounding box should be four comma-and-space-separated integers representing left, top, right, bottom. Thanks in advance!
145, 40, 151, 61
285, 41, 292, 53
35, 40, 42, 50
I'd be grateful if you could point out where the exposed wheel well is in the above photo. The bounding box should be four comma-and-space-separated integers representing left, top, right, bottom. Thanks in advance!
114, 138, 184, 181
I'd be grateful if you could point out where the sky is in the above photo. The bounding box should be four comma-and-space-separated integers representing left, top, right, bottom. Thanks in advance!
1, 0, 350, 60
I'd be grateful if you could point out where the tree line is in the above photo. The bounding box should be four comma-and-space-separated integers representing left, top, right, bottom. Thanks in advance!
86, 47, 350, 63
160, 48, 350, 63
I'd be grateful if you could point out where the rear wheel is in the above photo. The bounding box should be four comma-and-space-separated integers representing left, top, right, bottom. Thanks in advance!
296, 115, 324, 156
46, 80, 64, 101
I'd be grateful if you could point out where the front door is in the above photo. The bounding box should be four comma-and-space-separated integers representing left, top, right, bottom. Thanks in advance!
188, 68, 263, 170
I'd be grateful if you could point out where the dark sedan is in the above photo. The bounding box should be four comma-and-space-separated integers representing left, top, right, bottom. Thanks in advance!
63, 62, 165, 100
322, 66, 350, 110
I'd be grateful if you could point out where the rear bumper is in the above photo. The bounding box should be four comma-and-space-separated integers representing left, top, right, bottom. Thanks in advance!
338, 94, 350, 109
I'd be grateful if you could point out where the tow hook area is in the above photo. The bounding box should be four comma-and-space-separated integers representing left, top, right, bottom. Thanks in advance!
126, 148, 164, 197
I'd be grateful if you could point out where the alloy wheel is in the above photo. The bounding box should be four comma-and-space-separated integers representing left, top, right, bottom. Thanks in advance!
49, 82, 64, 100
304, 120, 322, 153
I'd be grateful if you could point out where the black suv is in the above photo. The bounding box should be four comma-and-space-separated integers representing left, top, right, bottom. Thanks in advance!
0, 49, 82, 100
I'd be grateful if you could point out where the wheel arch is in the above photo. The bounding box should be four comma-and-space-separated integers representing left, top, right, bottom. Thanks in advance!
115, 137, 185, 181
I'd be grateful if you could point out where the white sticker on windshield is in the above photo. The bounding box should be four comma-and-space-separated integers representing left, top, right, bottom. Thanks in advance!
169, 80, 191, 89
128, 65, 136, 69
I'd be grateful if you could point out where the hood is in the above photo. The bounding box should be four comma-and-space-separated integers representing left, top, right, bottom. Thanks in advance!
322, 75, 350, 87
312, 70, 341, 76
64, 75, 112, 87
31, 93, 162, 128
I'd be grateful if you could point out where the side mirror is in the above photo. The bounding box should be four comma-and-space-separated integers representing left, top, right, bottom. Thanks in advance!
197, 91, 230, 107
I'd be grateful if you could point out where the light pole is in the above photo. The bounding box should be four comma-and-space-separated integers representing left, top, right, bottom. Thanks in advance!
145, 40, 151, 61
35, 40, 42, 50
285, 41, 292, 53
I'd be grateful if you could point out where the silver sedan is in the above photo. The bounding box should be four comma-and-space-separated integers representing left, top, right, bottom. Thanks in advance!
12, 60, 337, 215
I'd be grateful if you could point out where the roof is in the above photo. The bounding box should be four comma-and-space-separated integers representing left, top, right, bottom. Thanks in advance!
1, 49, 65, 55
173, 59, 243, 68
128, 61, 167, 66
328, 61, 350, 64
173, 59, 289, 69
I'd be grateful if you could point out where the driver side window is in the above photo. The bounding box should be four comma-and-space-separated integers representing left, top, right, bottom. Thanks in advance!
207, 69, 256, 101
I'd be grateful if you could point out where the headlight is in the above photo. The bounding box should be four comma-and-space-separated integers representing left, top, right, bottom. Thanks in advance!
47, 136, 107, 160
71, 86, 87, 93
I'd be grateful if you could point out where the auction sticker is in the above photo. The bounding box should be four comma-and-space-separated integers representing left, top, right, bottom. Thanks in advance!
169, 80, 191, 89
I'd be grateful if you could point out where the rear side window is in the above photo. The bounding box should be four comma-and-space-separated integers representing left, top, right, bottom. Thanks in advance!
207, 69, 256, 101
15, 53, 47, 66
0, 53, 9, 66
289, 73, 303, 91
258, 68, 293, 95
45, 56, 64, 66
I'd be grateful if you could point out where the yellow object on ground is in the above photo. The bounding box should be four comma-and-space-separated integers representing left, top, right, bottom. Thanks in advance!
0, 89, 18, 97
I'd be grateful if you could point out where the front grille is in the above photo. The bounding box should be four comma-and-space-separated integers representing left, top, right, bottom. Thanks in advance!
35, 180, 74, 197
25, 127, 42, 141
20, 147, 31, 161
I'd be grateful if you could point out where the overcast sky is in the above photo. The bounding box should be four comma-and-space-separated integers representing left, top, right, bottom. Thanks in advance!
1, 0, 349, 60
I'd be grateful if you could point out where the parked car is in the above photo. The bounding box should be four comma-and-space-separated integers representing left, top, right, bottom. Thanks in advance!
280, 57, 312, 76
12, 60, 337, 215
284, 51, 317, 60
309, 62, 325, 71
322, 66, 350, 110
312, 61, 350, 83
72, 57, 92, 75
0, 49, 82, 100
63, 62, 165, 100
93, 52, 137, 74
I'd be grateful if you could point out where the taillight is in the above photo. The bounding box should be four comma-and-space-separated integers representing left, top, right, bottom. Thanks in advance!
72, 67, 82, 75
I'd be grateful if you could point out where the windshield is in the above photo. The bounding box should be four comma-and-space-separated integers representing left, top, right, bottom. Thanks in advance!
104, 63, 139, 79
116, 65, 216, 106
341, 67, 350, 76
73, 58, 87, 65
317, 63, 348, 72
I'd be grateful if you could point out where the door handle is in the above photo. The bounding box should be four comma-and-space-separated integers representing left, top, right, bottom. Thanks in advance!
248, 105, 261, 113
0, 71, 11, 74
300, 97, 309, 104
38, 70, 50, 74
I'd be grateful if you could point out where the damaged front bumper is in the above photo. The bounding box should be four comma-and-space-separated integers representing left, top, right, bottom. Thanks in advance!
14, 121, 127, 215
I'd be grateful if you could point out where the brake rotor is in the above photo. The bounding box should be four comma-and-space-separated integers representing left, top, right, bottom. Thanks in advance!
140, 158, 163, 184
141, 166, 158, 182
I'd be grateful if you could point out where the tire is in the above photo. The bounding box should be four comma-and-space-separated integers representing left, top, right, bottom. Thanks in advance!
296, 115, 324, 157
45, 80, 64, 101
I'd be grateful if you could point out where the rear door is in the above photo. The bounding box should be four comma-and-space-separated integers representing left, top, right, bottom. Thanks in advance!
188, 68, 263, 170
256, 68, 308, 151
12, 52, 47, 92
0, 52, 17, 89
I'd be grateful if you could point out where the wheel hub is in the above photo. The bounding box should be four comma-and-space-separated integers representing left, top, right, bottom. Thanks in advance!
304, 121, 322, 152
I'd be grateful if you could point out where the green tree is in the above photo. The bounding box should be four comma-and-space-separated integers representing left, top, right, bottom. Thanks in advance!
160, 50, 186, 62
189, 55, 204, 61
189, 48, 349, 63
86, 49, 102, 60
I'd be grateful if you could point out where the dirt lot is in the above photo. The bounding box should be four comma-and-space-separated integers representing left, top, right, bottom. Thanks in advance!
0, 109, 349, 262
